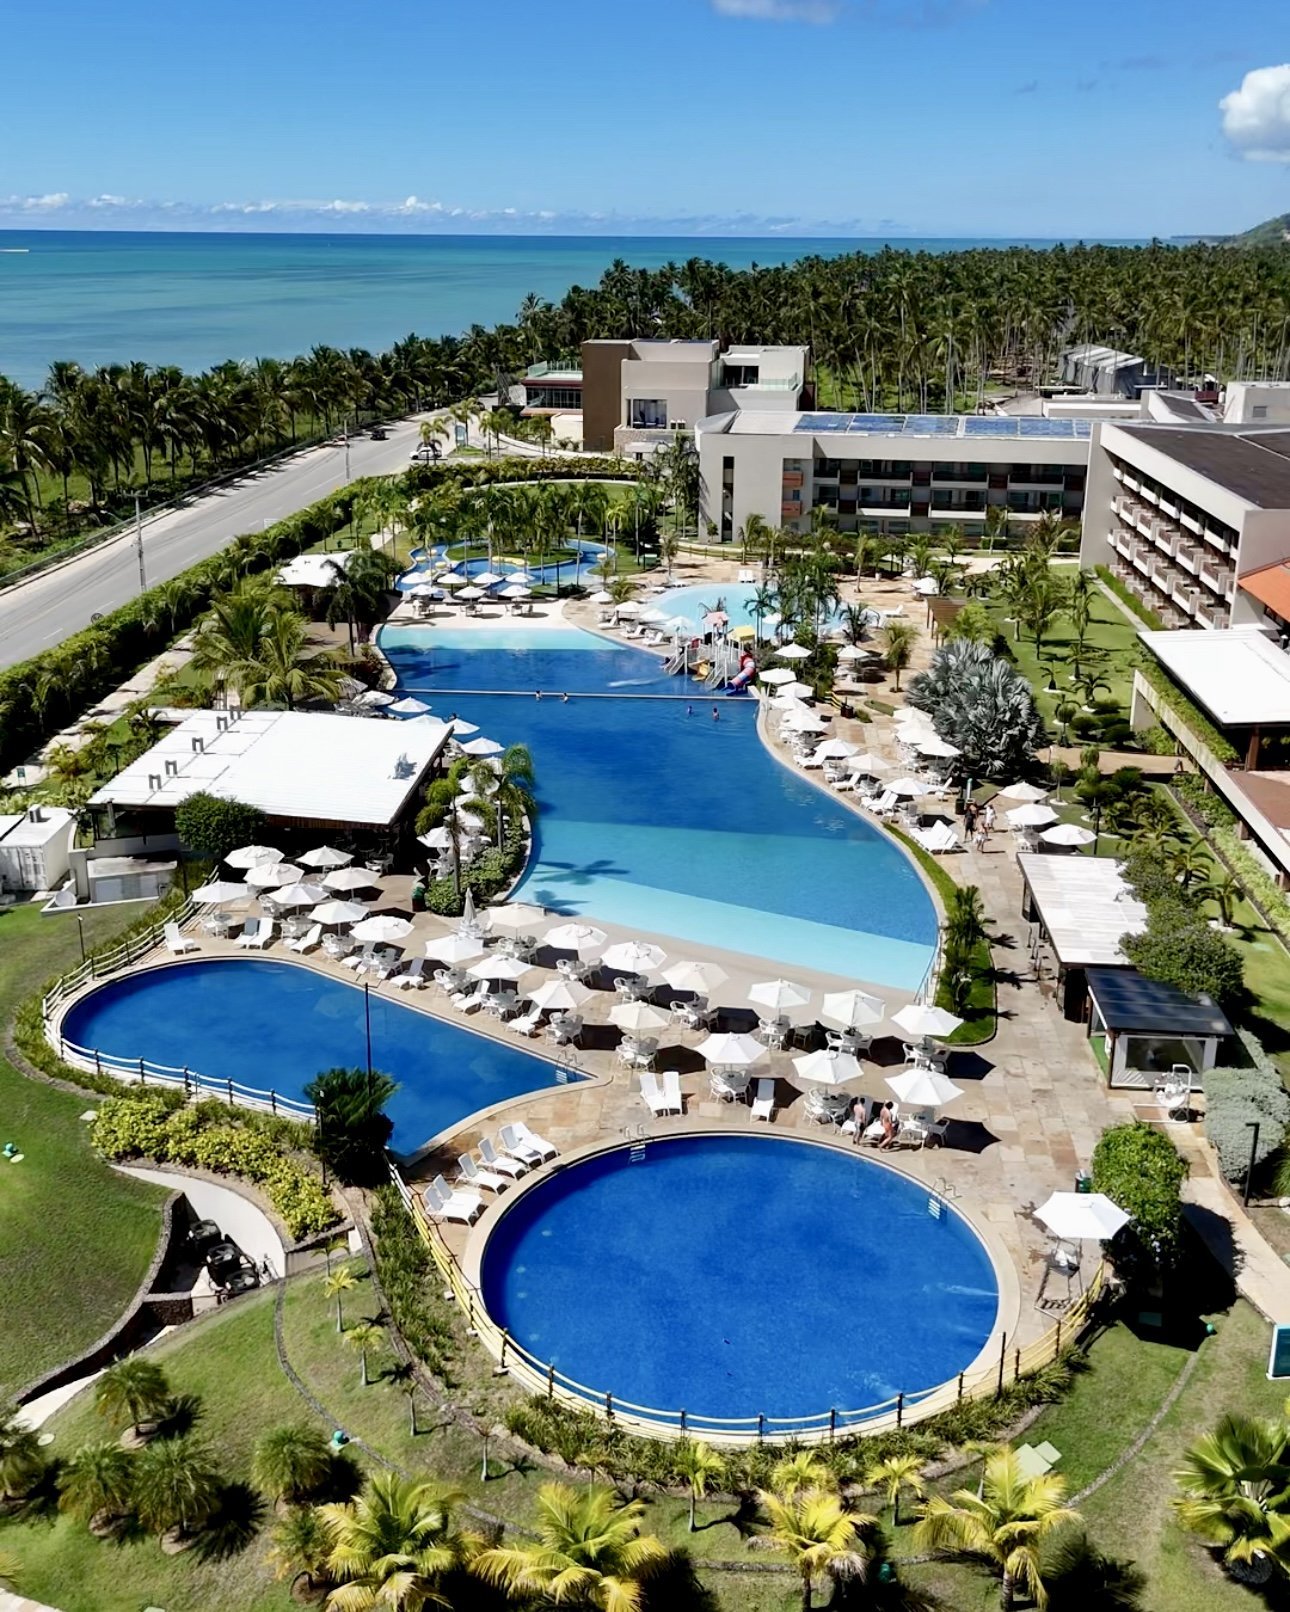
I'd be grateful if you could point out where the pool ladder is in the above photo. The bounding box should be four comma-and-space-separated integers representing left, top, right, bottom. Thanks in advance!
623, 1122, 648, 1163
927, 1176, 960, 1219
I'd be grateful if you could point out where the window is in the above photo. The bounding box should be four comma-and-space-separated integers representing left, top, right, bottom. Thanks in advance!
629, 399, 667, 429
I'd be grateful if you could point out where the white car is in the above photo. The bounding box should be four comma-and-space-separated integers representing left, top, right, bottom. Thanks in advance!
409, 443, 441, 463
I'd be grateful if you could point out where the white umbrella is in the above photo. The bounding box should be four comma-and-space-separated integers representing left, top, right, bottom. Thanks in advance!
638, 608, 668, 624
814, 738, 859, 761
389, 696, 431, 716
748, 978, 812, 1014
225, 844, 283, 870
793, 1048, 863, 1087
820, 989, 887, 1031
437, 572, 469, 588
783, 709, 825, 732
887, 1065, 964, 1108
780, 680, 815, 700
192, 879, 249, 904
662, 959, 728, 995
458, 775, 498, 798
891, 1002, 963, 1039
487, 902, 547, 934
1040, 822, 1097, 847
499, 584, 532, 599
759, 667, 797, 687
1035, 1191, 1129, 1243
1007, 803, 1059, 829
846, 754, 890, 776
528, 978, 594, 1013
457, 585, 485, 601
775, 644, 812, 660
887, 777, 929, 798
917, 736, 961, 758
544, 922, 608, 956
313, 899, 368, 926
601, 940, 667, 974
418, 826, 454, 851
459, 737, 504, 757
914, 575, 940, 595
351, 914, 414, 944
461, 889, 479, 931
590, 589, 613, 604
615, 601, 644, 617
468, 954, 534, 983
998, 781, 1049, 803
837, 644, 872, 662
697, 1031, 767, 1067
298, 845, 353, 870
246, 861, 304, 889
358, 688, 396, 708
505, 570, 537, 585
324, 866, 380, 893
424, 931, 487, 965
610, 1000, 671, 1034
270, 881, 330, 908
448, 718, 480, 736
474, 570, 505, 587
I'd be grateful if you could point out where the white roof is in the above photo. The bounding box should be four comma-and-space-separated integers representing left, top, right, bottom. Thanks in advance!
0, 808, 74, 847
1064, 343, 1143, 369
1139, 628, 1290, 726
1017, 853, 1148, 968
275, 550, 354, 589
91, 710, 449, 828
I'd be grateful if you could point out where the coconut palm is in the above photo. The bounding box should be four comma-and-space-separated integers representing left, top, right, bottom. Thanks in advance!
253, 1423, 334, 1507
867, 1452, 927, 1527
0, 1403, 45, 1503
0, 1551, 18, 1589
133, 1434, 223, 1547
758, 1483, 874, 1612
94, 1358, 171, 1444
771, 1452, 832, 1498
324, 1266, 358, 1333
1175, 1412, 1290, 1584
346, 1321, 384, 1388
234, 609, 345, 710
58, 1441, 136, 1535
475, 1482, 668, 1611
1197, 867, 1244, 929
913, 1445, 1080, 1609
320, 1472, 480, 1611
268, 1504, 335, 1596
882, 621, 920, 691
674, 1440, 724, 1532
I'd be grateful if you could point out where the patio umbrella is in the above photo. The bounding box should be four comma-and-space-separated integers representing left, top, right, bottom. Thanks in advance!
358, 689, 396, 708
312, 899, 368, 927
887, 1065, 964, 1108
913, 575, 940, 595
837, 644, 872, 662
887, 777, 930, 798
487, 901, 547, 934
775, 644, 812, 660
298, 845, 353, 870
917, 736, 961, 758
499, 584, 532, 599
528, 978, 594, 1013
610, 1000, 671, 1035
748, 978, 812, 1014
779, 680, 815, 700
1035, 1191, 1129, 1243
437, 572, 469, 588
814, 738, 859, 761
246, 861, 304, 890
418, 826, 454, 851
820, 988, 887, 1031
324, 866, 379, 893
601, 940, 667, 974
460, 890, 480, 931
351, 914, 414, 944
1041, 822, 1097, 848
662, 959, 728, 995
225, 844, 283, 870
270, 881, 330, 908
457, 585, 485, 601
192, 878, 249, 904
467, 954, 534, 984
998, 781, 1049, 803
590, 589, 614, 603
783, 709, 825, 732
459, 775, 498, 798
474, 571, 505, 587
459, 737, 504, 757
1007, 803, 1059, 829
388, 696, 431, 716
793, 1048, 863, 1087
696, 1032, 766, 1067
639, 608, 668, 624
846, 754, 890, 776
615, 601, 645, 618
424, 931, 487, 965
544, 922, 608, 956
891, 1002, 963, 1039
505, 571, 537, 585
448, 718, 479, 736
759, 667, 797, 687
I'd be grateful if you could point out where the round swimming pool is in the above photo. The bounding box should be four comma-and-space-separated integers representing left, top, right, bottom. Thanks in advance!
479, 1133, 1000, 1432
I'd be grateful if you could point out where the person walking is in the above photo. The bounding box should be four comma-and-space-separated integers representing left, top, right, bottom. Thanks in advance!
983, 801, 996, 838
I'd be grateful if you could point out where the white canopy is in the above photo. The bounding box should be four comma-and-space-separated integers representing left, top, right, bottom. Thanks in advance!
324, 866, 379, 892
917, 736, 961, 758
662, 959, 728, 995
313, 898, 368, 926
487, 902, 547, 934
886, 1065, 964, 1108
192, 879, 249, 905
357, 689, 395, 708
474, 571, 505, 587
891, 1002, 963, 1039
448, 719, 480, 736
759, 667, 797, 687
351, 914, 414, 943
610, 1000, 671, 1035
544, 922, 608, 956
246, 861, 304, 890
468, 954, 534, 983
819, 988, 887, 1031
775, 644, 812, 661
590, 590, 613, 604
1041, 822, 1097, 847
997, 781, 1050, 803
297, 845, 353, 870
887, 777, 929, 798
499, 584, 532, 599
696, 1031, 766, 1067
423, 931, 487, 965
814, 738, 859, 761
779, 680, 814, 700
224, 844, 283, 870
389, 696, 431, 716
418, 826, 454, 851
456, 586, 485, 601
1007, 803, 1059, 829
436, 572, 469, 588
459, 737, 504, 757
748, 977, 812, 1014
527, 978, 594, 1013
601, 940, 667, 974
792, 1048, 863, 1087
1035, 1191, 1129, 1243
269, 881, 330, 908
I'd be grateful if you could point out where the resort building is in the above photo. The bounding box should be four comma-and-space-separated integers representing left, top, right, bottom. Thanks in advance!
1058, 344, 1174, 398
0, 805, 75, 895
694, 411, 1091, 544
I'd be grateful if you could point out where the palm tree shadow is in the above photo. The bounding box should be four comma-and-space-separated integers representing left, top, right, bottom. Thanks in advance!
643, 1552, 719, 1612
158, 1392, 204, 1440
318, 1449, 364, 1503
193, 1480, 266, 1561
527, 856, 631, 897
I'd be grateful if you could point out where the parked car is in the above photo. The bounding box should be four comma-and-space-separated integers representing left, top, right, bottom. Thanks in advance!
205, 1241, 244, 1284
369, 426, 388, 441
409, 442, 440, 463
186, 1218, 220, 1251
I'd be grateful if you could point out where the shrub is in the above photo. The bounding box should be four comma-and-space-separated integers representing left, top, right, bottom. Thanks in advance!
369, 1186, 455, 1378
1094, 566, 1164, 629
305, 1066, 397, 1186
1121, 911, 1247, 1016
174, 793, 267, 862
1091, 1122, 1187, 1277
1172, 772, 1237, 830
1139, 724, 1179, 757
1210, 824, 1290, 949
1204, 1031, 1290, 1183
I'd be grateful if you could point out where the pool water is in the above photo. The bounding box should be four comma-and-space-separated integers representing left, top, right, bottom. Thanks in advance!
61, 958, 572, 1154
481, 1133, 1000, 1427
397, 541, 608, 593
381, 625, 937, 989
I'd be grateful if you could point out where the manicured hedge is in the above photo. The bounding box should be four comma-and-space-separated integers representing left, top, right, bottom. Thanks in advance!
1205, 1029, 1290, 1182
1094, 565, 1165, 630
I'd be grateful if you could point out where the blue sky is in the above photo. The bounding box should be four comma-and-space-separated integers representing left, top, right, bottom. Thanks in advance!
2, 0, 1290, 236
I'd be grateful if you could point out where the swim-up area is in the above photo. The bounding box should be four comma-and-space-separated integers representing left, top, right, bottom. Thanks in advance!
480, 1133, 1000, 1429
61, 958, 571, 1153
380, 624, 936, 989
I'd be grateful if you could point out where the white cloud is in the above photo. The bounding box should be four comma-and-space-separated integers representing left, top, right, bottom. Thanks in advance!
711, 0, 839, 21
0, 192, 72, 212
1220, 64, 1290, 162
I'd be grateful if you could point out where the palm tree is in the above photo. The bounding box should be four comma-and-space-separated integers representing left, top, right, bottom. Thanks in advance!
1175, 1412, 1290, 1584
235, 610, 345, 710
771, 1453, 831, 1498
268, 1504, 335, 1597
867, 1452, 926, 1527
674, 1440, 724, 1532
94, 1358, 171, 1445
324, 1266, 357, 1333
913, 1445, 1080, 1609
0, 1403, 45, 1504
58, 1441, 136, 1535
1197, 867, 1244, 929
0, 1552, 18, 1591
475, 1482, 668, 1611
320, 1473, 480, 1611
253, 1423, 334, 1507
346, 1321, 384, 1388
133, 1434, 223, 1548
883, 620, 920, 691
758, 1483, 874, 1612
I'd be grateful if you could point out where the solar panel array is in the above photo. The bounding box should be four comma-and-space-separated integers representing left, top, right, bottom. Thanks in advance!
792, 413, 1093, 440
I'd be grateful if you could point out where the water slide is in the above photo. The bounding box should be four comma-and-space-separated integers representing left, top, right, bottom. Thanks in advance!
726, 652, 757, 694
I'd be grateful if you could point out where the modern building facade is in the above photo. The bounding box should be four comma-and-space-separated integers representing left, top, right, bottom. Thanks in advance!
1059, 344, 1174, 398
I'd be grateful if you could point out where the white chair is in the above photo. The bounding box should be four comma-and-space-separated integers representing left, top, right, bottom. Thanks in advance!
237, 918, 274, 950
368, 950, 399, 982
662, 1069, 684, 1113
640, 1071, 671, 1117
450, 982, 488, 1013
425, 1176, 483, 1224
164, 921, 199, 955
498, 1124, 546, 1168
343, 944, 373, 971
508, 1006, 542, 1037
480, 1135, 528, 1179
392, 957, 425, 989
287, 923, 323, 955
502, 1121, 558, 1165
456, 1152, 509, 1194
750, 1078, 775, 1122
547, 1014, 582, 1046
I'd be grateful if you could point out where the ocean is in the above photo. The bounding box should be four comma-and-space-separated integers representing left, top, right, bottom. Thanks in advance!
0, 229, 1140, 390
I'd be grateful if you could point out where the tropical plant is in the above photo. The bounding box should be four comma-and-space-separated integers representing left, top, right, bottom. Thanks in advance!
946, 599, 995, 644
305, 1066, 399, 1185
173, 791, 267, 861
94, 1357, 171, 1444
1040, 1530, 1145, 1609
1175, 1411, 1290, 1584
232, 608, 345, 710
346, 1321, 384, 1388
132, 1434, 224, 1546
0, 1551, 18, 1590
324, 1265, 358, 1334
320, 1473, 481, 1611
475, 1482, 668, 1611
674, 1439, 725, 1532
253, 1423, 334, 1507
0, 1402, 45, 1503
867, 1452, 927, 1527
1090, 1122, 1187, 1276
268, 1503, 335, 1596
913, 1445, 1080, 1609
58, 1440, 136, 1534
882, 621, 919, 691
1196, 866, 1244, 929
759, 1481, 874, 1612
906, 639, 1046, 781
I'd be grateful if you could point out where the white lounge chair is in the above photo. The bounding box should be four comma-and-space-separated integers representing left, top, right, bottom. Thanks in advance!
480, 1136, 528, 1179
343, 944, 372, 971
287, 923, 322, 955
424, 1177, 483, 1224
499, 1122, 553, 1167
456, 1152, 509, 1194
750, 1078, 775, 1122
392, 958, 425, 989
508, 1007, 542, 1037
237, 917, 274, 950
662, 1069, 684, 1113
450, 982, 488, 1013
164, 921, 199, 955
639, 1071, 671, 1116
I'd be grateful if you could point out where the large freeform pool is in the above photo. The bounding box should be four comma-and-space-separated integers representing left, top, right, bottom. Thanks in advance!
61, 958, 572, 1154
380, 624, 937, 990
480, 1133, 1001, 1430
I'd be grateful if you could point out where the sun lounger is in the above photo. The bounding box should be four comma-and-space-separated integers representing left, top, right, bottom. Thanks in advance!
425, 1175, 483, 1224
343, 945, 372, 970
640, 1071, 671, 1116
392, 957, 425, 989
164, 921, 199, 955
480, 1136, 528, 1178
750, 1078, 775, 1122
287, 923, 323, 955
451, 982, 488, 1013
456, 1152, 509, 1194
237, 917, 274, 950
508, 1007, 542, 1036
500, 1121, 557, 1166
661, 1069, 684, 1112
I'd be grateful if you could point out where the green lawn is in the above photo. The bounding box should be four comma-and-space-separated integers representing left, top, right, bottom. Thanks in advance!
984, 583, 1142, 731
0, 901, 166, 1395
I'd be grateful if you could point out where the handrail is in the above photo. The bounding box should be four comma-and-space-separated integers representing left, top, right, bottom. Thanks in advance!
387, 1157, 1103, 1446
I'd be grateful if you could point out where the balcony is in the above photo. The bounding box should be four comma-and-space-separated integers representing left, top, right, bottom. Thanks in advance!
1180, 509, 1202, 534
1197, 602, 1232, 630
1200, 561, 1235, 595
1122, 470, 1141, 494
1111, 527, 1134, 558
1160, 492, 1180, 518
1138, 482, 1160, 506
931, 468, 987, 484
1171, 579, 1197, 613
1176, 544, 1202, 574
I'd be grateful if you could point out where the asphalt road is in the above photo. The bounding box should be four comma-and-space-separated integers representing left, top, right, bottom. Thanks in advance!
0, 413, 441, 670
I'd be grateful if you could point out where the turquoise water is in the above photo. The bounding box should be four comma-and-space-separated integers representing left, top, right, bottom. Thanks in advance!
0, 229, 1145, 388
481, 1133, 999, 1427
657, 581, 768, 629
380, 624, 936, 989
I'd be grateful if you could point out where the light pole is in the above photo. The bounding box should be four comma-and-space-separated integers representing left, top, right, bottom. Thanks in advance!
343, 419, 351, 482
135, 495, 146, 593
1245, 1119, 1261, 1208
75, 915, 86, 964
363, 980, 373, 1093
